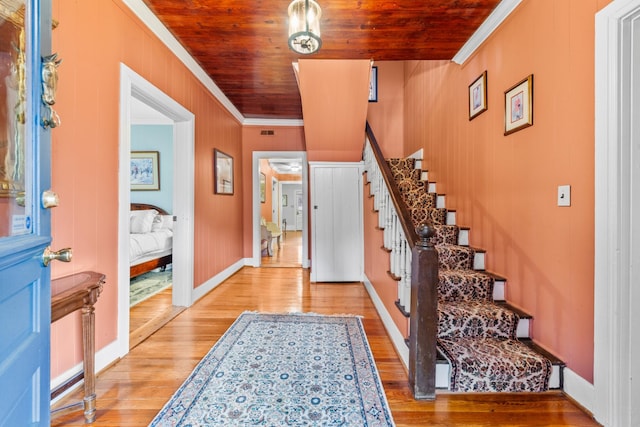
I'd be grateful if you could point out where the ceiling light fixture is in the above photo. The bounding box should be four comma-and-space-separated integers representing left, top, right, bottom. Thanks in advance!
287, 0, 322, 55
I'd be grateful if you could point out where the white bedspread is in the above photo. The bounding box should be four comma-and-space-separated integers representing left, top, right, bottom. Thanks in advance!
129, 229, 173, 265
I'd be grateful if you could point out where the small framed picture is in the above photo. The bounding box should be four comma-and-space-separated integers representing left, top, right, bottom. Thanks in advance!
504, 74, 534, 135
214, 149, 234, 195
131, 151, 160, 191
368, 66, 378, 102
259, 173, 266, 203
282, 194, 288, 206
469, 71, 487, 120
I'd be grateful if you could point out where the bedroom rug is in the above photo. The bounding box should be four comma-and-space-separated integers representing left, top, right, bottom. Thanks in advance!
149, 311, 395, 427
129, 270, 172, 307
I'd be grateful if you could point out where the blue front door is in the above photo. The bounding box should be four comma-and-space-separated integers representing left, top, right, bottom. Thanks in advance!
0, 0, 54, 424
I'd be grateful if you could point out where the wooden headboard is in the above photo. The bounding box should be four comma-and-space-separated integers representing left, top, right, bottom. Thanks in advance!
130, 203, 170, 215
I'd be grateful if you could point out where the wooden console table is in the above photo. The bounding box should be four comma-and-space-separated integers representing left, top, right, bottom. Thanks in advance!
50, 271, 104, 424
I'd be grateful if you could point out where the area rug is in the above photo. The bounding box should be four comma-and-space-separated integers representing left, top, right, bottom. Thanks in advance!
149, 311, 395, 426
129, 270, 172, 307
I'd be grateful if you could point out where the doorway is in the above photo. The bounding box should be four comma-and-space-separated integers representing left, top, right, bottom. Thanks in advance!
118, 64, 195, 356
253, 152, 309, 268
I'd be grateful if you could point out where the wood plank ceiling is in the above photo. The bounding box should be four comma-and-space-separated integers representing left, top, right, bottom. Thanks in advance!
142, 0, 501, 120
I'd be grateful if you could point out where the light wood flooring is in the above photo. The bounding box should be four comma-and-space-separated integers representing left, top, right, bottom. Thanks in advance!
52, 264, 599, 426
261, 229, 303, 267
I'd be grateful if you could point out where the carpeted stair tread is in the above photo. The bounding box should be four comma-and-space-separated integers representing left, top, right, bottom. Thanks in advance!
432, 224, 459, 245
387, 158, 416, 172
438, 300, 519, 340
410, 206, 447, 227
495, 301, 532, 319
438, 269, 494, 302
437, 337, 552, 392
436, 243, 475, 270
400, 184, 437, 209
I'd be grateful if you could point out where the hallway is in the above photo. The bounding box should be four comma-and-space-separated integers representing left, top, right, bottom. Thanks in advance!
51, 267, 598, 426
261, 230, 303, 268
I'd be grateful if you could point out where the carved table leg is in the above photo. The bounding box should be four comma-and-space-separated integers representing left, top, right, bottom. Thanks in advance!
81, 304, 96, 423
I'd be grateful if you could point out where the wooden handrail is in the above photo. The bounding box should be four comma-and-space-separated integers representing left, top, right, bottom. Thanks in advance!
365, 122, 419, 247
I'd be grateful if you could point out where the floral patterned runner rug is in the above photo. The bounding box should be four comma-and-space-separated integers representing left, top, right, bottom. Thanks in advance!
129, 270, 172, 307
149, 311, 395, 426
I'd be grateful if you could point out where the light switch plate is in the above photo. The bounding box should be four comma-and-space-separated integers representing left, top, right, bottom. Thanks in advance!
558, 185, 571, 207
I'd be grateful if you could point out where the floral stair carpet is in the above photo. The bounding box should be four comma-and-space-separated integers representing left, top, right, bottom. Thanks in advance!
129, 270, 172, 307
388, 158, 552, 392
150, 312, 395, 426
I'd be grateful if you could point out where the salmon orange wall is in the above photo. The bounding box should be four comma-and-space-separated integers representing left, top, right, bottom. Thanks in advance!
49, 0, 243, 378
363, 182, 409, 337
297, 59, 371, 162
403, 0, 610, 383
366, 61, 405, 158
241, 126, 305, 258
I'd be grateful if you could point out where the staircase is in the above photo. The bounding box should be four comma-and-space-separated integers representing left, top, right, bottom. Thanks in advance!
363, 134, 564, 393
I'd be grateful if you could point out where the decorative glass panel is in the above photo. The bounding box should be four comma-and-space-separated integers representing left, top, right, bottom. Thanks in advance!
0, 0, 30, 239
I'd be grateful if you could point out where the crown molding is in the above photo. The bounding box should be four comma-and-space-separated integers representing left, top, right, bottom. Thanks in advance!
122, 0, 245, 123
243, 118, 304, 127
452, 0, 523, 65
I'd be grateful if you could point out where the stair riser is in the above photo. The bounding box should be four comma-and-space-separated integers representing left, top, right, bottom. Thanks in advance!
436, 363, 562, 390
474, 252, 485, 270
438, 310, 529, 339
493, 280, 505, 301
458, 229, 469, 246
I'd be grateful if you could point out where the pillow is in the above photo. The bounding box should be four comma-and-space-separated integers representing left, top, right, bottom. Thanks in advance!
152, 215, 174, 232
130, 209, 157, 219
130, 210, 157, 234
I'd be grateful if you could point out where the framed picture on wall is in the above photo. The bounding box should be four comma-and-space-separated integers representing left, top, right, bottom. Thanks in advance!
260, 172, 266, 203
214, 149, 234, 195
504, 74, 534, 135
131, 151, 160, 191
368, 66, 378, 102
469, 71, 487, 120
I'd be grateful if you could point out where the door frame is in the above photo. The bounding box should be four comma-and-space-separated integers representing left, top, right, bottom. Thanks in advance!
117, 64, 195, 356
271, 176, 279, 224
280, 181, 303, 231
252, 152, 308, 267
594, 0, 640, 425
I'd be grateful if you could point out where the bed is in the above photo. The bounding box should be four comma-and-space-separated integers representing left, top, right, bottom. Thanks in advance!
129, 203, 173, 279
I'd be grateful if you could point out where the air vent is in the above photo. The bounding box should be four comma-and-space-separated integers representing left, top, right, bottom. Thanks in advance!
260, 130, 275, 136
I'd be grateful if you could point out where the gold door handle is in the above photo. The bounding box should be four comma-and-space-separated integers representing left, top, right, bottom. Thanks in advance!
42, 246, 72, 266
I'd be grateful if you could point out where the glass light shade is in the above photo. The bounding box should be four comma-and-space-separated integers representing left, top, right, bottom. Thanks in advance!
288, 0, 322, 54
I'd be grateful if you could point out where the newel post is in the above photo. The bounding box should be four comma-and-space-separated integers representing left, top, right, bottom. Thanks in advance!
408, 223, 439, 400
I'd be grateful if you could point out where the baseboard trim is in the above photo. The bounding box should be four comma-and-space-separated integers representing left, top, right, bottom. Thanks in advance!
363, 275, 409, 369
50, 339, 120, 407
192, 259, 245, 303
562, 367, 595, 416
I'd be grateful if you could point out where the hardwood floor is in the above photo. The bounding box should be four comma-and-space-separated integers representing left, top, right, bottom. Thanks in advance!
261, 229, 302, 267
51, 267, 600, 426
129, 274, 185, 350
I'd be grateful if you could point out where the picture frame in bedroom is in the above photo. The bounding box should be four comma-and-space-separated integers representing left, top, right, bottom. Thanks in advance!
131, 151, 160, 191
214, 149, 234, 195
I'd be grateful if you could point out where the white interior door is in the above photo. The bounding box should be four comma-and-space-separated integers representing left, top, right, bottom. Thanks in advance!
310, 163, 363, 282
